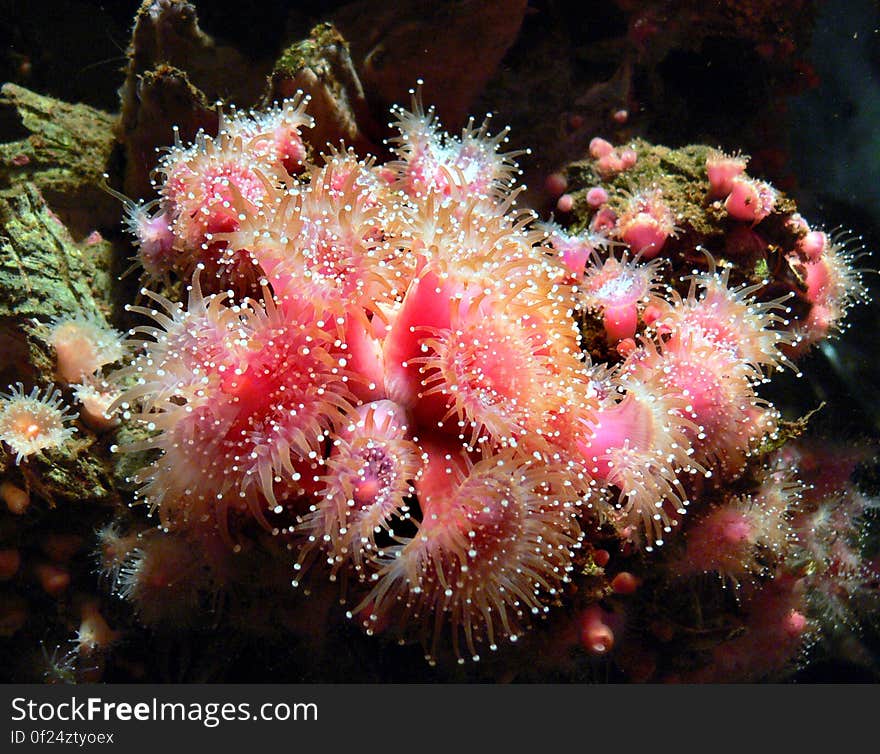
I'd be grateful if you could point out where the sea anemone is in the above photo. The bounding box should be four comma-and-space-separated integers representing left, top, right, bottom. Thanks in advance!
579, 250, 666, 342
46, 311, 125, 383
387, 84, 523, 201
114, 272, 354, 538
113, 530, 219, 628
573, 374, 700, 549
410, 295, 587, 451
615, 188, 678, 259
0, 383, 76, 463
295, 400, 422, 585
656, 262, 798, 380
672, 465, 799, 584
788, 231, 870, 350
625, 334, 780, 476
360, 445, 583, 663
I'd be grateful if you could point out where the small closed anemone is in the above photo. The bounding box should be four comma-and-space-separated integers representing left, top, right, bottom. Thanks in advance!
359, 444, 583, 664
657, 261, 798, 381
705, 149, 748, 199
573, 374, 701, 550
386, 83, 524, 202
295, 401, 422, 585
46, 311, 125, 383
579, 250, 666, 342
114, 271, 355, 540
0, 383, 76, 464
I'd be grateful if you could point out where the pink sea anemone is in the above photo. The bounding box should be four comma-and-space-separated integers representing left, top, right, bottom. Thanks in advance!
615, 188, 677, 259
295, 401, 422, 585
114, 272, 354, 539
579, 250, 665, 342
359, 444, 583, 663
47, 311, 125, 383
0, 383, 76, 463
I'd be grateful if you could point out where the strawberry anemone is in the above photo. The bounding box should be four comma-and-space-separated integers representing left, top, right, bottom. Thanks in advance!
387, 86, 524, 201
295, 400, 422, 584
624, 335, 780, 476
359, 443, 583, 663
114, 272, 354, 539
572, 371, 701, 549
656, 265, 799, 380
218, 154, 406, 325
579, 250, 665, 342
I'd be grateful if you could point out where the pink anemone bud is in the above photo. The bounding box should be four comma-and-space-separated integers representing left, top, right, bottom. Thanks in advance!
784, 610, 808, 638
724, 176, 777, 224
586, 186, 609, 207
590, 138, 638, 176
556, 193, 574, 213
798, 230, 828, 262
589, 137, 615, 159
579, 604, 615, 655
618, 148, 638, 169
706, 150, 748, 198
544, 172, 568, 198
611, 571, 640, 595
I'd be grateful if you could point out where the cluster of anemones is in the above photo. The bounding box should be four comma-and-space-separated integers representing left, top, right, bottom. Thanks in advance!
0, 309, 126, 463
110, 89, 869, 667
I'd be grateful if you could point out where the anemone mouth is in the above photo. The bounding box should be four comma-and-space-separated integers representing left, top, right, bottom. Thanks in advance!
295, 434, 422, 586
355, 448, 583, 662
